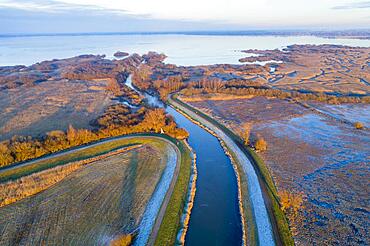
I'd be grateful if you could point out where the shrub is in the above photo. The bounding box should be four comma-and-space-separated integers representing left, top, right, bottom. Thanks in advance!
278, 190, 304, 215
0, 143, 14, 167
354, 121, 364, 129
241, 123, 252, 145
278, 190, 305, 236
110, 234, 132, 246
255, 137, 267, 151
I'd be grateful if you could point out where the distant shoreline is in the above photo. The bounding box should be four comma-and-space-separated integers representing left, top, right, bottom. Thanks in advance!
1, 30, 369, 39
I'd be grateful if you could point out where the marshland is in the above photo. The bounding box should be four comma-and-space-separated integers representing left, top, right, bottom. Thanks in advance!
0, 33, 369, 245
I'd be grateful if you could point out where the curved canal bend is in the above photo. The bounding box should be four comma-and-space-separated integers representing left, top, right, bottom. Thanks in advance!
126, 76, 274, 245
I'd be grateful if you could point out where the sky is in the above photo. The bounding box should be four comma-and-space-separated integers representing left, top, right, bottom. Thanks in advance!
0, 0, 370, 34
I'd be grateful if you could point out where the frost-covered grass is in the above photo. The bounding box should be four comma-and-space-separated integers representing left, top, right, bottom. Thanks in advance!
0, 137, 173, 245
154, 139, 193, 246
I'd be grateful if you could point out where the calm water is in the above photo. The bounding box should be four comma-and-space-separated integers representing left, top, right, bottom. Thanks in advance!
0, 34, 370, 66
167, 106, 243, 245
126, 76, 243, 245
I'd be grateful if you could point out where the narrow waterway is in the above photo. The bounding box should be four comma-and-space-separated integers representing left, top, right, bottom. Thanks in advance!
126, 76, 243, 245
166, 106, 243, 245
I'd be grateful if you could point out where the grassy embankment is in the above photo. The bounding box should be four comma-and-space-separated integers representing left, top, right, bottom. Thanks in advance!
169, 94, 294, 246
0, 133, 194, 245
154, 137, 193, 246
0, 137, 171, 245
0, 137, 142, 183
0, 145, 141, 207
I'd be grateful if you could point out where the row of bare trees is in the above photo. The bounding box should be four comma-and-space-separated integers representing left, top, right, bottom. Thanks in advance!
0, 106, 188, 167
181, 84, 370, 104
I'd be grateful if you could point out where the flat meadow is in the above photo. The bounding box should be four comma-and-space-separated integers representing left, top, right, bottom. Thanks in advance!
0, 78, 114, 141
183, 94, 369, 245
0, 137, 173, 245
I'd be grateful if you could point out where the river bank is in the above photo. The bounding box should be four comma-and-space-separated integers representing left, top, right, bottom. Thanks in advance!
125, 75, 244, 245
184, 94, 370, 244
175, 140, 197, 245
152, 138, 195, 246
165, 104, 243, 245
169, 94, 293, 245
169, 103, 248, 245
135, 140, 180, 246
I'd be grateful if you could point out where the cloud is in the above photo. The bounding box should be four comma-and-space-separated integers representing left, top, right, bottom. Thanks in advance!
332, 1, 370, 10
0, 0, 128, 15
1, 0, 370, 33
0, 3, 231, 34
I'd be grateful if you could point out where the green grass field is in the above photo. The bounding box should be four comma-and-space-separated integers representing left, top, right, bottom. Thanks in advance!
0, 137, 172, 245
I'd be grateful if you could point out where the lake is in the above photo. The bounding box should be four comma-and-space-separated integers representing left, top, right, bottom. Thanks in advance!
0, 34, 369, 66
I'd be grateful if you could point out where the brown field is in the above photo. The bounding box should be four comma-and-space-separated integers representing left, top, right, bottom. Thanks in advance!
308, 102, 370, 127
0, 141, 171, 245
181, 95, 309, 127
0, 52, 161, 141
0, 79, 115, 141
185, 95, 370, 245
142, 45, 370, 99
241, 45, 370, 95
181, 94, 255, 102
0, 145, 140, 207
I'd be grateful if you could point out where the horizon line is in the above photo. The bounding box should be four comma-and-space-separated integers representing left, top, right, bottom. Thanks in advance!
1, 29, 370, 38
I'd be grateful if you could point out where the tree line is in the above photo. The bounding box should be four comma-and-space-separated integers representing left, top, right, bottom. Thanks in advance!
132, 62, 370, 105
0, 105, 188, 168
180, 82, 370, 104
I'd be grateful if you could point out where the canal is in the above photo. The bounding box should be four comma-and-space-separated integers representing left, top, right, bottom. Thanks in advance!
126, 75, 243, 245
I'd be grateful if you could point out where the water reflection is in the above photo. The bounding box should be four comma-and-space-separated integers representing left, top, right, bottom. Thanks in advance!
1, 34, 369, 66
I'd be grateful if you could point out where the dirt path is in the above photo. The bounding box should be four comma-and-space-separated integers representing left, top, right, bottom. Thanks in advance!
145, 143, 181, 246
